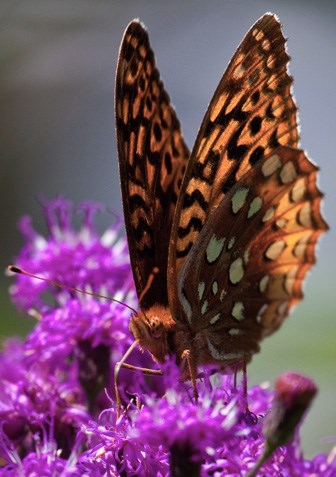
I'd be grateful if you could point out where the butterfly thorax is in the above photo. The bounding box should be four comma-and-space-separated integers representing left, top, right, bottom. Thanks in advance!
129, 304, 257, 380
129, 305, 180, 362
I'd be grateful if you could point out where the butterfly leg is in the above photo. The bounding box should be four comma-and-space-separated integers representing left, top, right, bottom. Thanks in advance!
242, 360, 249, 412
233, 362, 240, 392
233, 360, 255, 418
118, 362, 162, 375
240, 361, 258, 425
114, 340, 163, 418
181, 349, 198, 402
114, 339, 139, 418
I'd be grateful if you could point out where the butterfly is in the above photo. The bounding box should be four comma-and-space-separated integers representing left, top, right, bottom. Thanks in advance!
115, 13, 328, 385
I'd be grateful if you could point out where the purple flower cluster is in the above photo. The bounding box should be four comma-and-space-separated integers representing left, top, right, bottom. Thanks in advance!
1, 199, 335, 476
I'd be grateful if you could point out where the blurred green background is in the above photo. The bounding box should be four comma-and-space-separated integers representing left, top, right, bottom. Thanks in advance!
1, 0, 335, 458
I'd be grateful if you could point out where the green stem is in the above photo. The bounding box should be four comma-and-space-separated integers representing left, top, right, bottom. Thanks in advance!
244, 443, 274, 477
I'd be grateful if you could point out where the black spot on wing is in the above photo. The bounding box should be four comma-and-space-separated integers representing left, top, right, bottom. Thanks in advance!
251, 90, 260, 105
183, 189, 208, 211
227, 126, 249, 161
250, 116, 262, 135
269, 129, 280, 149
129, 194, 151, 214
176, 241, 193, 258
164, 151, 172, 174
194, 150, 220, 185
153, 122, 162, 142
177, 217, 203, 239
249, 146, 264, 166
132, 216, 153, 242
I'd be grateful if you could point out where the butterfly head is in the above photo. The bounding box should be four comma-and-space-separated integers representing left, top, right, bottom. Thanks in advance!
129, 305, 175, 362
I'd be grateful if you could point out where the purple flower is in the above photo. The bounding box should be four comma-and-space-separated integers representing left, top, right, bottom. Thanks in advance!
79, 408, 169, 476
2, 198, 335, 476
0, 339, 89, 461
23, 297, 162, 412
8, 198, 163, 409
24, 299, 132, 371
72, 367, 242, 476
0, 429, 89, 476
9, 198, 133, 311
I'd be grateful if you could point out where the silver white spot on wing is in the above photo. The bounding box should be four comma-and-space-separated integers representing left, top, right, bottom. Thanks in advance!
262, 206, 276, 222
275, 218, 287, 229
280, 161, 297, 184
256, 304, 268, 323
291, 178, 305, 202
206, 338, 247, 361
232, 302, 245, 321
206, 234, 226, 263
198, 281, 205, 300
227, 236, 236, 250
180, 289, 192, 324
248, 196, 263, 219
262, 154, 281, 177
210, 313, 221, 325
228, 328, 245, 336
294, 233, 312, 260
265, 240, 286, 260
284, 267, 298, 295
259, 275, 269, 293
212, 280, 218, 295
201, 300, 209, 315
229, 258, 244, 284
298, 203, 312, 227
220, 289, 227, 301
231, 187, 249, 214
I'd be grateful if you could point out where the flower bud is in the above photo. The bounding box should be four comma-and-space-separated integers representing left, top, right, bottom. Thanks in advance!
263, 371, 318, 449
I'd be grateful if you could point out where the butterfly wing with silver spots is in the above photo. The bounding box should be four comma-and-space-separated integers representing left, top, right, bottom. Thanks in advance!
168, 13, 300, 321
178, 146, 328, 365
116, 20, 189, 309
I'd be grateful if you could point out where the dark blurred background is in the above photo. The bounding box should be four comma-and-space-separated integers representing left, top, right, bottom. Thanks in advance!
1, 0, 335, 457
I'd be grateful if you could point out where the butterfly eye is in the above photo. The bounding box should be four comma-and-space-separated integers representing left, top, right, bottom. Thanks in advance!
148, 316, 163, 338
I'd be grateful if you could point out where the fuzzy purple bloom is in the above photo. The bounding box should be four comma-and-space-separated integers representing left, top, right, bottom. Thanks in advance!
1, 199, 335, 476
23, 297, 162, 412
10, 198, 133, 311
0, 339, 89, 461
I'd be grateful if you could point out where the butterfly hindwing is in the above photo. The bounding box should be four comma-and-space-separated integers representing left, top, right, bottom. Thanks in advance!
177, 146, 327, 362
168, 14, 299, 321
116, 20, 189, 309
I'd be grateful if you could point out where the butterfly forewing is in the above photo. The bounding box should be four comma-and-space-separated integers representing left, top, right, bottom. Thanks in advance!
168, 14, 299, 320
116, 20, 189, 309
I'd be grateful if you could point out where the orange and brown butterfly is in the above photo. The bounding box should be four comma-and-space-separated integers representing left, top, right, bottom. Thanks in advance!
115, 13, 328, 390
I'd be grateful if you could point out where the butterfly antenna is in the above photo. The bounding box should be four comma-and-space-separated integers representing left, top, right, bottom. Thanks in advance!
138, 266, 159, 306
7, 265, 138, 314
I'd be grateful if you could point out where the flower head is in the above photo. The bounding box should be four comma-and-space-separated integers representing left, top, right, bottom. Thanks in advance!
2, 199, 335, 476
10, 198, 133, 311
0, 339, 89, 461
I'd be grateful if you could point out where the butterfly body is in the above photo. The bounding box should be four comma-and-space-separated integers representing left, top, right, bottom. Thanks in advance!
129, 305, 255, 379
116, 15, 328, 377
